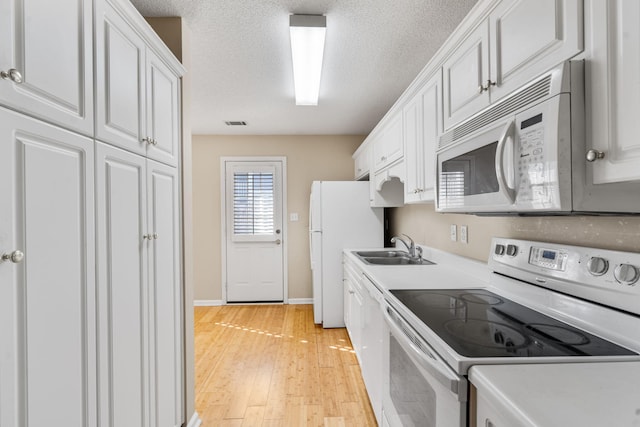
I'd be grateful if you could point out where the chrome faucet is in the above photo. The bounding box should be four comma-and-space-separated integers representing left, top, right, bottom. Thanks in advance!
390, 234, 422, 259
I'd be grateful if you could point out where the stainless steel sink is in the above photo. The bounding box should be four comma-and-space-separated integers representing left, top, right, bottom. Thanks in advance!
352, 251, 435, 265
354, 250, 409, 258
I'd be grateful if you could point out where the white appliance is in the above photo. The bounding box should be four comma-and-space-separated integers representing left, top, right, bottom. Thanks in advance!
381, 238, 640, 427
436, 60, 640, 214
309, 181, 383, 328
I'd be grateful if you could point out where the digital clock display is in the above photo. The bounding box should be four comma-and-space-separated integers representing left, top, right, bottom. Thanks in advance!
542, 250, 556, 260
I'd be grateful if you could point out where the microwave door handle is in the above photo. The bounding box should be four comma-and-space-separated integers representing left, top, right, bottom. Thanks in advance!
382, 302, 464, 399
495, 120, 516, 204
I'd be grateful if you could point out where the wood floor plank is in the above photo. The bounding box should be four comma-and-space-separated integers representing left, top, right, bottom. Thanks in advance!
195, 304, 377, 426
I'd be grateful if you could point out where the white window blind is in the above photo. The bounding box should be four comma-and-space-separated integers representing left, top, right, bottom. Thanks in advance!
439, 171, 466, 207
233, 172, 275, 235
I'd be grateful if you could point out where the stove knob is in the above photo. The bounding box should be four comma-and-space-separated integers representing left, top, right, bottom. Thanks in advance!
495, 244, 505, 256
587, 257, 609, 276
506, 244, 518, 257
614, 264, 640, 286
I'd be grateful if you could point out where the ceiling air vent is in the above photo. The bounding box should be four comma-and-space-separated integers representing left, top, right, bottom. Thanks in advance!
225, 121, 247, 126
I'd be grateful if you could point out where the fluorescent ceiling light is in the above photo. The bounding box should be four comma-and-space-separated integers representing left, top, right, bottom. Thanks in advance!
289, 14, 326, 106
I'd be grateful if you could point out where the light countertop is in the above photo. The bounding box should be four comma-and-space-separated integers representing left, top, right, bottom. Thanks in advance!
470, 362, 640, 427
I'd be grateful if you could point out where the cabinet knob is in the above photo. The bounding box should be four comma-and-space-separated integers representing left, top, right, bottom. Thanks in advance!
1, 68, 23, 84
2, 250, 24, 263
586, 149, 605, 162
142, 137, 157, 145
478, 80, 496, 93
143, 234, 151, 240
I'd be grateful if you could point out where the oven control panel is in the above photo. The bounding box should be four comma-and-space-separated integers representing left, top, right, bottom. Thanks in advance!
489, 238, 640, 316
528, 247, 568, 271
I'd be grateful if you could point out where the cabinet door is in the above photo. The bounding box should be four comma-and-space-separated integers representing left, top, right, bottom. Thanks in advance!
354, 144, 371, 180
147, 160, 183, 427
146, 51, 181, 167
96, 143, 150, 427
586, 0, 640, 184
442, 21, 490, 130
403, 94, 422, 203
0, 108, 96, 427
0, 0, 93, 136
95, 0, 147, 156
373, 112, 404, 171
419, 70, 442, 202
489, 0, 583, 102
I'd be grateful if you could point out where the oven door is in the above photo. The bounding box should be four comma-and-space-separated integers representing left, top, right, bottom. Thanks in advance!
381, 302, 467, 427
436, 117, 517, 213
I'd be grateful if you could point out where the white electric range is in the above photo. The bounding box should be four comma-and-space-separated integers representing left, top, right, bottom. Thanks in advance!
380, 238, 640, 427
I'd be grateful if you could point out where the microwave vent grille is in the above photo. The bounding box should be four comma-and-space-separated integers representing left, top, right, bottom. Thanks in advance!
439, 75, 552, 149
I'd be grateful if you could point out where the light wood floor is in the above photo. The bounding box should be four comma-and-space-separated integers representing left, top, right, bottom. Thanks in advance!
194, 304, 377, 426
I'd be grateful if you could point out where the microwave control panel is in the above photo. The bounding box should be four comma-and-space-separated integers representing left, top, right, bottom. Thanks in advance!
516, 112, 549, 204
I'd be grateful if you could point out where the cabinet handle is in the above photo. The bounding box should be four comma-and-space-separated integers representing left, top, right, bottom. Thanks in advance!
586, 149, 605, 162
1, 68, 23, 84
143, 234, 151, 240
478, 80, 496, 93
2, 250, 24, 263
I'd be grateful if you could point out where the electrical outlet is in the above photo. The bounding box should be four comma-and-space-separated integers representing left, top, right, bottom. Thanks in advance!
460, 225, 468, 244
289, 213, 299, 221
450, 224, 457, 242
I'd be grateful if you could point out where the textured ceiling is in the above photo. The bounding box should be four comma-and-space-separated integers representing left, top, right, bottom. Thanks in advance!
130, 0, 478, 135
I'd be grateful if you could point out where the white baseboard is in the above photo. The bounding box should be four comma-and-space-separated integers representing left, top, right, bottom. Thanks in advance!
193, 299, 223, 306
288, 298, 313, 305
186, 412, 202, 427
194, 298, 313, 306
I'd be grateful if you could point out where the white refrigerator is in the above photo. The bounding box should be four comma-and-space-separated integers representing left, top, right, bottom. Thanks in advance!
309, 181, 383, 328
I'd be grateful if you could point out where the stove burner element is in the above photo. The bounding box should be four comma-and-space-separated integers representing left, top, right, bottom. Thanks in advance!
444, 319, 528, 350
525, 323, 590, 346
459, 292, 503, 305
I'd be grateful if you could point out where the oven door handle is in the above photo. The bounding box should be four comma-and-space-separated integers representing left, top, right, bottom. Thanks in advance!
495, 120, 516, 204
382, 302, 465, 400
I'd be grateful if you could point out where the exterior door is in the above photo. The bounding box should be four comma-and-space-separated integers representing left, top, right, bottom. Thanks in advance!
224, 159, 285, 302
0, 107, 97, 427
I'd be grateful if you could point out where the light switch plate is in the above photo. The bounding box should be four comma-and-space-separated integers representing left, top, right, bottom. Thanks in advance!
460, 225, 468, 244
450, 224, 457, 242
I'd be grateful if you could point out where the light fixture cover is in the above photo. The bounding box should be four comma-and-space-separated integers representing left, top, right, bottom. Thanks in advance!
289, 14, 326, 106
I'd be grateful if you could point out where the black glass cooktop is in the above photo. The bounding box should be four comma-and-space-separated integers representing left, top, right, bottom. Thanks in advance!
390, 289, 637, 358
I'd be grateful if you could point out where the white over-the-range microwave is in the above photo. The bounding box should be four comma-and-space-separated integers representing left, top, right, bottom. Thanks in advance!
436, 60, 640, 215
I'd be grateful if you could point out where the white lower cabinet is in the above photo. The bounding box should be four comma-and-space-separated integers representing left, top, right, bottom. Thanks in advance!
96, 142, 182, 427
0, 107, 97, 427
343, 255, 384, 425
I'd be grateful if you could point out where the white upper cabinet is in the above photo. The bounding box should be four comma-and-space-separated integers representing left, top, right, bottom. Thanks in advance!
146, 51, 181, 167
443, 0, 583, 130
0, 0, 94, 136
404, 70, 442, 203
442, 22, 490, 130
373, 111, 404, 172
585, 0, 640, 184
354, 142, 371, 180
96, 0, 181, 167
489, 0, 583, 100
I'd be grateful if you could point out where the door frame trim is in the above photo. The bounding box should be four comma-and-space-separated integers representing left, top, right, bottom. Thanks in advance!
220, 156, 288, 304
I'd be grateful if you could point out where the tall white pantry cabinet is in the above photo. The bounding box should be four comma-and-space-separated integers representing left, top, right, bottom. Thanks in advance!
0, 0, 185, 427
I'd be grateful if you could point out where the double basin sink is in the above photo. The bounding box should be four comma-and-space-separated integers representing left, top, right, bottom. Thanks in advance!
353, 250, 435, 266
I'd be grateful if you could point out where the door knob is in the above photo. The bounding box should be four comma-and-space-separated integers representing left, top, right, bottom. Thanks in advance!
2, 250, 24, 263
1, 68, 23, 84
275, 239, 281, 245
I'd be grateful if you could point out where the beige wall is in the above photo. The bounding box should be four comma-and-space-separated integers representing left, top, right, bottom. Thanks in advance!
390, 203, 640, 263
193, 135, 364, 301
